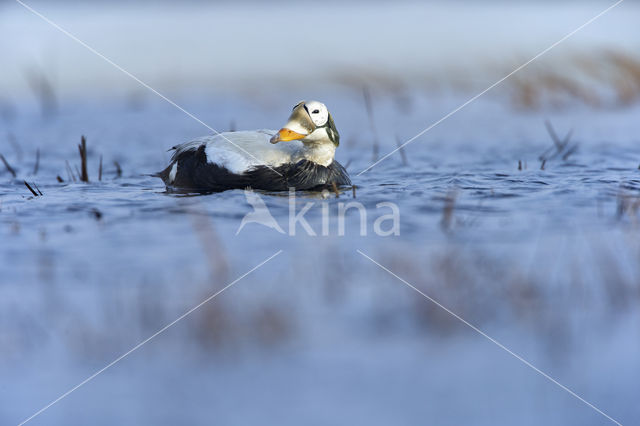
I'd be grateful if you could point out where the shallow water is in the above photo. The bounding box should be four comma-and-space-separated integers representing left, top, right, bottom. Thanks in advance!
1, 88, 639, 425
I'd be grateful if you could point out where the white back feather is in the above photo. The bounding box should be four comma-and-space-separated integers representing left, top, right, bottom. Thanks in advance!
173, 130, 306, 174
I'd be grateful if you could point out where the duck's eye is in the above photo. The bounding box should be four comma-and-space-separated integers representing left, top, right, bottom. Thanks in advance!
312, 109, 320, 114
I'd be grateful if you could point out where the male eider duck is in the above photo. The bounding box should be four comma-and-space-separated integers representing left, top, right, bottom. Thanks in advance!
157, 100, 351, 192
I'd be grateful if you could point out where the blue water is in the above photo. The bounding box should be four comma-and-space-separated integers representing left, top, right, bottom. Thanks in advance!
1, 90, 640, 425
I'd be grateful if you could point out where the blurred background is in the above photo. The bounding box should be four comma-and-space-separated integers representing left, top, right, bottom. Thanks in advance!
1, 1, 640, 425
2, 1, 640, 102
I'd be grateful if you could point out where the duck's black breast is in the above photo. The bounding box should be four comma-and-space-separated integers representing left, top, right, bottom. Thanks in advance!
247, 159, 351, 191
157, 144, 351, 192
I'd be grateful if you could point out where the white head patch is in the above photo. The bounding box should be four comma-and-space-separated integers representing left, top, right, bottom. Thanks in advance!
304, 101, 329, 127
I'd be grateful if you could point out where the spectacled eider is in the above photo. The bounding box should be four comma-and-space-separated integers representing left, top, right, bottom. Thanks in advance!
156, 100, 351, 192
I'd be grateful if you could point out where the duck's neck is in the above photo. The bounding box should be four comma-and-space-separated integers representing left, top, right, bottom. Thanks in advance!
298, 141, 336, 167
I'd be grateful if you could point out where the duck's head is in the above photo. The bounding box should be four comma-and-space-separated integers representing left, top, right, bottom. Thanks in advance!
270, 100, 339, 147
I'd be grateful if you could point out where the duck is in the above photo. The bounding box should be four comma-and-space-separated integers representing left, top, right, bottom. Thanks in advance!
156, 100, 351, 192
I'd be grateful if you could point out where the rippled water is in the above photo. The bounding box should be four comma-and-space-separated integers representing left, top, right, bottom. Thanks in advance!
1, 91, 640, 425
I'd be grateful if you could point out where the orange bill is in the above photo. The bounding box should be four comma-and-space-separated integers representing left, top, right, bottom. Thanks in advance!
277, 128, 307, 141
